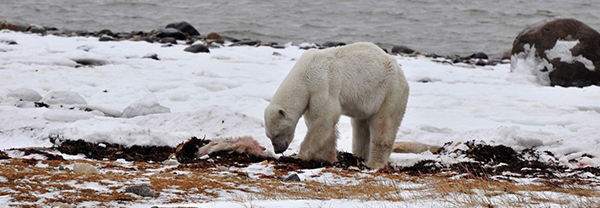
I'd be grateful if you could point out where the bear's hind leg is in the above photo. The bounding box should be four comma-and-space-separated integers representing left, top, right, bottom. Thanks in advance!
365, 114, 401, 169
351, 118, 370, 160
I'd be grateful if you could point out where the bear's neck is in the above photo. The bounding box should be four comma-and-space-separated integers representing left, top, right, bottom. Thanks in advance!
272, 79, 309, 121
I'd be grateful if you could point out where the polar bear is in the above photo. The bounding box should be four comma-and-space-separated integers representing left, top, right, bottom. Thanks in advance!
264, 42, 409, 169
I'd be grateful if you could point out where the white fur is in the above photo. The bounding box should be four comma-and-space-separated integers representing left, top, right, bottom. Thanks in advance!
264, 42, 409, 169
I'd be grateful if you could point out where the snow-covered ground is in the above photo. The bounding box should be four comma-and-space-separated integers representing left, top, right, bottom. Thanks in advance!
1, 31, 599, 207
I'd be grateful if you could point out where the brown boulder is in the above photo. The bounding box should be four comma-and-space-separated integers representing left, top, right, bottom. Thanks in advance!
0, 21, 19, 31
510, 18, 600, 87
207, 32, 223, 40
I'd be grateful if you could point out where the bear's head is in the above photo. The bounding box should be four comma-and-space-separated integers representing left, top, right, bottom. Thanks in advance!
264, 104, 296, 154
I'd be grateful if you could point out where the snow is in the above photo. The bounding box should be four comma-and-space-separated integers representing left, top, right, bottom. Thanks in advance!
1, 31, 600, 207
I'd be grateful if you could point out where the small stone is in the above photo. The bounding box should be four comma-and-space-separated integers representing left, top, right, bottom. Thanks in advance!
283, 173, 301, 182
142, 53, 160, 60
469, 52, 488, 60
391, 45, 416, 54
50, 202, 72, 208
95, 29, 114, 37
125, 184, 157, 197
73, 163, 100, 175
184, 44, 210, 53
159, 37, 177, 44
99, 35, 116, 42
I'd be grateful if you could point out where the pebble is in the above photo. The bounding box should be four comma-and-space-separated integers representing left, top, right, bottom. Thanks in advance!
125, 184, 157, 197
184, 44, 210, 53
73, 163, 100, 175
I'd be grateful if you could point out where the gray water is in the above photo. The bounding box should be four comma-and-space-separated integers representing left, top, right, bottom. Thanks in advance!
2, 0, 599, 57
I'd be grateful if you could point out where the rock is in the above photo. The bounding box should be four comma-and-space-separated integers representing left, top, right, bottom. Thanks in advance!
321, 41, 346, 48
7, 88, 42, 102
27, 25, 46, 34
155, 28, 187, 40
159, 37, 177, 44
283, 173, 301, 182
0, 21, 19, 31
391, 45, 415, 54
222, 35, 240, 42
501, 50, 512, 60
95, 29, 114, 37
469, 52, 488, 60
207, 32, 223, 40
125, 184, 157, 197
511, 18, 600, 87
230, 40, 260, 47
142, 53, 160, 60
98, 35, 116, 42
50, 202, 72, 208
184, 44, 210, 53
0, 39, 17, 45
41, 91, 87, 105
73, 163, 100, 174
115, 33, 132, 39
392, 142, 442, 154
165, 21, 200, 36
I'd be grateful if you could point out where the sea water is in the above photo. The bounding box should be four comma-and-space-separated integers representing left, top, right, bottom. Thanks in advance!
1, 0, 599, 57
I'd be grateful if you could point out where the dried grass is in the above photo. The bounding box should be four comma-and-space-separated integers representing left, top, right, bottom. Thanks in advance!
1, 156, 598, 207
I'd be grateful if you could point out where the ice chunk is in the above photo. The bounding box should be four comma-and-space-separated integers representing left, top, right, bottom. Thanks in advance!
7, 87, 42, 102
43, 109, 94, 122
121, 95, 170, 118
41, 91, 87, 105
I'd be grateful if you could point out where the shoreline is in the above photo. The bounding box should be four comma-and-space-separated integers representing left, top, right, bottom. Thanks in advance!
1, 20, 510, 64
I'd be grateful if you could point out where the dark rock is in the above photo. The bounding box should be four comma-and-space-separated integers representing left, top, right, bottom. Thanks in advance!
44, 26, 59, 31
511, 18, 600, 87
448, 55, 463, 63
283, 173, 301, 182
184, 44, 210, 53
95, 29, 114, 37
501, 50, 512, 60
0, 39, 17, 45
475, 59, 488, 66
27, 25, 46, 34
222, 36, 240, 42
391, 45, 416, 54
165, 21, 200, 36
207, 32, 223, 40
99, 35, 116, 42
469, 52, 488, 60
142, 53, 159, 60
115, 33, 133, 39
155, 28, 187, 40
159, 37, 177, 44
321, 41, 346, 48
230, 41, 260, 47
125, 184, 157, 197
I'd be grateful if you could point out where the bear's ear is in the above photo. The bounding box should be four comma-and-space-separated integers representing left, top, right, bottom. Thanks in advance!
278, 109, 286, 118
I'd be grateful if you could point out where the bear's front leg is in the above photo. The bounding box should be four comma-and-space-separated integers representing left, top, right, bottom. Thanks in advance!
297, 99, 341, 163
